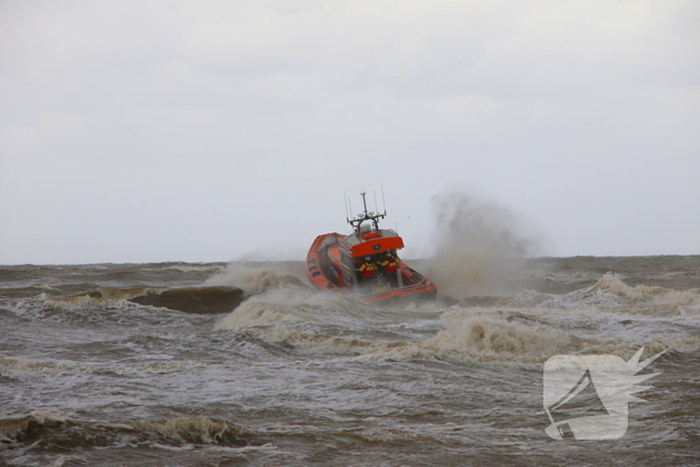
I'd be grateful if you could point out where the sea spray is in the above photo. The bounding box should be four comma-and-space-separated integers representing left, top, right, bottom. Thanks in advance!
426, 189, 542, 298
204, 263, 306, 295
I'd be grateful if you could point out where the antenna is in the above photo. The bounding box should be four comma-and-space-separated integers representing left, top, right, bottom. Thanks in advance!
344, 191, 349, 221
381, 184, 387, 215
374, 190, 378, 213
345, 187, 388, 235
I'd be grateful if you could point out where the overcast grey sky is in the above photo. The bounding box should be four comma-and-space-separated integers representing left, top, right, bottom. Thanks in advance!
1, 0, 698, 264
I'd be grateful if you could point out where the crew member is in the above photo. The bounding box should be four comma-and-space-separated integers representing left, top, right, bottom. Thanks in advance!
380, 252, 400, 288
355, 256, 377, 289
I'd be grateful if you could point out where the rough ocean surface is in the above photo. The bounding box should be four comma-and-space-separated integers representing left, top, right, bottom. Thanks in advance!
1, 257, 699, 466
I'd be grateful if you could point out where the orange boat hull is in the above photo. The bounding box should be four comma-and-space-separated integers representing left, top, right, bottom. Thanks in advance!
306, 233, 437, 304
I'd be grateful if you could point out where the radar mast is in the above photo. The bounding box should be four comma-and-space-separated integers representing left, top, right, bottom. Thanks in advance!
346, 191, 387, 236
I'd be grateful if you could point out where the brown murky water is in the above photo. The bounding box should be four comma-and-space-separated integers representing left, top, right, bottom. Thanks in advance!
1, 257, 699, 466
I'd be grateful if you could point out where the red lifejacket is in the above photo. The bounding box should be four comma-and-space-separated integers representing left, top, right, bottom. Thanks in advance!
380, 258, 399, 273
357, 262, 377, 278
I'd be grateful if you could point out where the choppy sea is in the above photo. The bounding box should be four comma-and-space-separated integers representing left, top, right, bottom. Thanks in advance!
1, 256, 699, 466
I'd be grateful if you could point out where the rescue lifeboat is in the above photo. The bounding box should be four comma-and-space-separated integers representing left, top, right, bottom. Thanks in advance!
306, 192, 437, 304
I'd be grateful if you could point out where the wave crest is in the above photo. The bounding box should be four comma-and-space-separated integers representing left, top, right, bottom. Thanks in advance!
41, 288, 164, 310
421, 312, 574, 363
591, 273, 700, 304
0, 412, 252, 449
205, 264, 306, 295
136, 416, 245, 445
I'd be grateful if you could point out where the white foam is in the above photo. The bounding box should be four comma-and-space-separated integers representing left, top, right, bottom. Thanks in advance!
211, 271, 700, 367
204, 263, 305, 295
41, 288, 164, 311
136, 416, 243, 444
0, 411, 66, 442
587, 273, 700, 305
215, 301, 297, 331
214, 284, 391, 332
215, 305, 575, 367
506, 273, 700, 317
215, 295, 700, 368
419, 311, 574, 363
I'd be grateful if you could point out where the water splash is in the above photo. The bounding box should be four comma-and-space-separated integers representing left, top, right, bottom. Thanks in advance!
425, 189, 542, 298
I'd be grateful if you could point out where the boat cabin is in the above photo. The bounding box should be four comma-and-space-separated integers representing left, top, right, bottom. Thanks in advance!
306, 190, 438, 302
329, 198, 406, 292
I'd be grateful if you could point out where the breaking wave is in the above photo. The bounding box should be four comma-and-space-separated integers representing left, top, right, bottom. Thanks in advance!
214, 286, 399, 333
213, 274, 700, 368
135, 417, 247, 445
41, 288, 164, 310
204, 264, 307, 295
418, 312, 574, 363
0, 411, 254, 450
505, 273, 700, 315
584, 273, 700, 308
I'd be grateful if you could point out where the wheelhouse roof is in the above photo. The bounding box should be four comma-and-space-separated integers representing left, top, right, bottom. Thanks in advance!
340, 229, 404, 258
